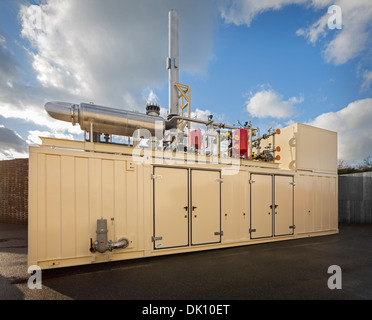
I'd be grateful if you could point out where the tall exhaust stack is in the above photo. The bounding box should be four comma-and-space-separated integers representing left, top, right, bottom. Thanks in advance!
168, 10, 179, 117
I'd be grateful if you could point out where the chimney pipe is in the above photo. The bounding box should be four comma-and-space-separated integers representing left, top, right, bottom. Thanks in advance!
168, 10, 179, 118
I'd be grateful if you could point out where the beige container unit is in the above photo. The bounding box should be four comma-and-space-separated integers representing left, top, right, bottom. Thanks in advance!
28, 123, 339, 269
258, 123, 338, 175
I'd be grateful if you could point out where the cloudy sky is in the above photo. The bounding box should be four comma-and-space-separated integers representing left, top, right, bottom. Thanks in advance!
0, 0, 371, 164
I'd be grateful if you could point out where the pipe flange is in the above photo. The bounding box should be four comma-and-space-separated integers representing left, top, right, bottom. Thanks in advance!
71, 104, 79, 126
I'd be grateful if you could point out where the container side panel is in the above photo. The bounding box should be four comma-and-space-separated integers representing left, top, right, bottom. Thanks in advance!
321, 177, 330, 231
46, 155, 61, 259
314, 176, 322, 232
274, 175, 294, 236
221, 175, 235, 243
137, 164, 144, 250
143, 165, 152, 252
126, 168, 137, 242
238, 171, 250, 241
273, 124, 297, 171
251, 174, 273, 239
37, 153, 47, 261
305, 175, 315, 233
294, 174, 305, 234
28, 151, 38, 265
75, 157, 90, 257
102, 160, 115, 238
89, 158, 102, 224
318, 131, 338, 173
114, 160, 127, 240
154, 167, 188, 249
191, 170, 221, 245
296, 124, 337, 174
60, 156, 76, 258
329, 177, 338, 230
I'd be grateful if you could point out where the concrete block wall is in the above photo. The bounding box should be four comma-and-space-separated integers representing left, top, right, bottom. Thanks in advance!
339, 172, 372, 223
0, 159, 28, 225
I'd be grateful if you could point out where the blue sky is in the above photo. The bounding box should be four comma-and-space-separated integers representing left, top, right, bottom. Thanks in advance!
0, 0, 371, 164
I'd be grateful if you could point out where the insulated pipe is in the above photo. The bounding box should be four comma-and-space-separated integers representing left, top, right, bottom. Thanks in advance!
45, 102, 237, 139
168, 10, 179, 118
45, 101, 167, 137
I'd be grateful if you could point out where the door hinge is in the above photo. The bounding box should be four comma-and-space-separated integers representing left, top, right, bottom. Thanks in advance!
214, 231, 223, 236
249, 180, 256, 184
152, 236, 163, 242
151, 174, 162, 180
215, 178, 224, 183
289, 182, 296, 186
249, 228, 256, 233
289, 225, 296, 229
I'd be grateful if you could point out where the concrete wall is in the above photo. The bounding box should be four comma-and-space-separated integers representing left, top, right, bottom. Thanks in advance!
0, 159, 28, 225
339, 172, 372, 223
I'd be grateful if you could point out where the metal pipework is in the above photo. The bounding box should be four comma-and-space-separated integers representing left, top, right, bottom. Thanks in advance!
90, 218, 129, 254
167, 115, 237, 131
45, 101, 169, 137
167, 10, 179, 118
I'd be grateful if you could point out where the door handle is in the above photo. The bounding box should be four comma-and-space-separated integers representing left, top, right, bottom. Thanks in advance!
184, 206, 188, 211
192, 206, 197, 211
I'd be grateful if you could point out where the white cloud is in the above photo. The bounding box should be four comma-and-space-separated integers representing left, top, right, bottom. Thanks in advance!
19, 0, 218, 109
0, 0, 219, 159
0, 102, 81, 135
245, 87, 303, 119
26, 130, 75, 145
307, 98, 372, 163
145, 89, 159, 105
296, 13, 329, 44
219, 0, 372, 66
297, 0, 372, 65
362, 70, 372, 90
0, 126, 29, 159
219, 0, 309, 27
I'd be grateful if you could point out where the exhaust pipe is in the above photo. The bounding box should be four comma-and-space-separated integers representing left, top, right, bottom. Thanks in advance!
45, 101, 169, 137
167, 10, 179, 124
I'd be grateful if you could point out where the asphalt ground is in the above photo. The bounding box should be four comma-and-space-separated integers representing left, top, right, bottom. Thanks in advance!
0, 223, 371, 304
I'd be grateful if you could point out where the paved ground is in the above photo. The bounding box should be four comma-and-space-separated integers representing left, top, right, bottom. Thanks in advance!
1, 223, 371, 302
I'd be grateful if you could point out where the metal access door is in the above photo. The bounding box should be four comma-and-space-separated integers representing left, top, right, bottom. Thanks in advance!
153, 167, 189, 249
274, 175, 294, 236
250, 174, 273, 239
191, 170, 221, 245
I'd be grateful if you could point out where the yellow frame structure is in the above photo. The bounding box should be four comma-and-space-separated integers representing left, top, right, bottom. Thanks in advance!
175, 83, 191, 118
